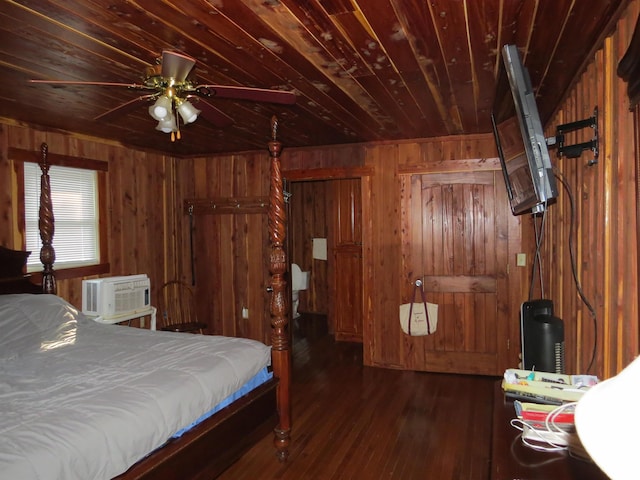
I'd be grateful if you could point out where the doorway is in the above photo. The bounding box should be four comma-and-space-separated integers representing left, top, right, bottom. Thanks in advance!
287, 178, 363, 342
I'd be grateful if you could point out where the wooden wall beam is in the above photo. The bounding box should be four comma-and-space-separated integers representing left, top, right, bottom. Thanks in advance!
283, 166, 373, 180
397, 157, 501, 175
8, 146, 108, 171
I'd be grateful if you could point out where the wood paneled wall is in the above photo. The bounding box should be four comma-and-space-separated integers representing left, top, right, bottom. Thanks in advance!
366, 139, 525, 374
187, 152, 273, 344
0, 120, 192, 319
540, 2, 640, 379
2, 2, 638, 378
275, 136, 527, 374
0, 120, 529, 373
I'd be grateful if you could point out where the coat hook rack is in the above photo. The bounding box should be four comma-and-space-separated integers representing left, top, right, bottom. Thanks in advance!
547, 107, 599, 166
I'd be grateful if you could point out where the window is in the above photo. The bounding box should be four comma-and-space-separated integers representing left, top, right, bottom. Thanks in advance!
24, 163, 100, 272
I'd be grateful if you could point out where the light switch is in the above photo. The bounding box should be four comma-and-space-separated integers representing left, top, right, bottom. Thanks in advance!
516, 253, 527, 267
242, 307, 249, 319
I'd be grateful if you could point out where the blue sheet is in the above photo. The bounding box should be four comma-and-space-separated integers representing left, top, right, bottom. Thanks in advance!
172, 367, 273, 438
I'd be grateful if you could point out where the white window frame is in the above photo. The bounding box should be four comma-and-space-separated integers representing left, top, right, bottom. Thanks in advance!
24, 162, 100, 272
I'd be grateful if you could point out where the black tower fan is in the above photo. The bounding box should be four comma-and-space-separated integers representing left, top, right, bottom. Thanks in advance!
521, 299, 565, 373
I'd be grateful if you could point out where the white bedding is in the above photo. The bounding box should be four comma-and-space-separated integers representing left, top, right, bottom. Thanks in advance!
0, 294, 271, 480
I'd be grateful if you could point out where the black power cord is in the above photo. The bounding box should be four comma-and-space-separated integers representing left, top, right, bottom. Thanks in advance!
529, 204, 548, 301
554, 171, 598, 374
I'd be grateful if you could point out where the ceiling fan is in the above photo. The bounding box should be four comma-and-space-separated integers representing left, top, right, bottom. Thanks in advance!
29, 50, 296, 141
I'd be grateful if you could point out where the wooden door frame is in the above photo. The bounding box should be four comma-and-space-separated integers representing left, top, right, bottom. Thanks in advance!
283, 178, 294, 343
398, 168, 515, 374
283, 167, 372, 352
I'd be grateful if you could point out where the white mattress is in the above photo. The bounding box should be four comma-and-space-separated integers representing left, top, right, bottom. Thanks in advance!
0, 294, 271, 480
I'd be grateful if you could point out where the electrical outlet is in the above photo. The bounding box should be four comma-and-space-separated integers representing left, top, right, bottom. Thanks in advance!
242, 307, 249, 319
516, 253, 527, 267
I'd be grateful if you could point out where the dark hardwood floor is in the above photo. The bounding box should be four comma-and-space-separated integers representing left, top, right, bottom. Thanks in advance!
218, 313, 496, 479
219, 315, 495, 480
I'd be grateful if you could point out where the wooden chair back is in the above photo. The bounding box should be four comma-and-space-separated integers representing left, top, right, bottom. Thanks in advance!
159, 280, 207, 334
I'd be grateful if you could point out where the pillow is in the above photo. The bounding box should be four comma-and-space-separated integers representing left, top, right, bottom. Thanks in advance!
0, 294, 80, 355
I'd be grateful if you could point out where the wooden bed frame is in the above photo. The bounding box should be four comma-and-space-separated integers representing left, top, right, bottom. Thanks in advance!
0, 119, 292, 479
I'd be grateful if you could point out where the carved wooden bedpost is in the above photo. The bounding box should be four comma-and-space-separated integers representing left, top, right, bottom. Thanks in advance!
38, 143, 56, 294
267, 116, 291, 461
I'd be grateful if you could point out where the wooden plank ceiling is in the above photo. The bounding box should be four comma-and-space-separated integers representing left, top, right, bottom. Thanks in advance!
0, 0, 626, 156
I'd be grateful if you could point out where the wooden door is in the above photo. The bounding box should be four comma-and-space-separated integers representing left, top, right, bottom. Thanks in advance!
332, 179, 363, 342
334, 246, 363, 341
400, 171, 510, 374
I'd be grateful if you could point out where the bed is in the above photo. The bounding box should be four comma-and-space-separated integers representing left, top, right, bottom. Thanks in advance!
0, 119, 292, 479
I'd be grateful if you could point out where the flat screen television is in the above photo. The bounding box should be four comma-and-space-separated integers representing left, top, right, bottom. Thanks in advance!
491, 44, 558, 215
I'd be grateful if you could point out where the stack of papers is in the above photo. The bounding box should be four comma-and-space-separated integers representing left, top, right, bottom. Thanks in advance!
514, 401, 575, 424
504, 369, 598, 457
502, 369, 598, 404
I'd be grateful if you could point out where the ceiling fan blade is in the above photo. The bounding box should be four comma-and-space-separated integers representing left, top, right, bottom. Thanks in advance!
29, 79, 153, 90
94, 95, 155, 122
194, 85, 296, 105
161, 51, 196, 82
189, 97, 234, 128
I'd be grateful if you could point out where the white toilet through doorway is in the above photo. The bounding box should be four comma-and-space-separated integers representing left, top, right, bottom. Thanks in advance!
291, 263, 310, 318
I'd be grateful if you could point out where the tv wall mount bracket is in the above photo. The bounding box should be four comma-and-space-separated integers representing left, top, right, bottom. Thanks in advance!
546, 107, 599, 166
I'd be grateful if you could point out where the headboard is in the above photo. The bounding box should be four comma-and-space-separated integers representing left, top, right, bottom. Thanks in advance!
0, 246, 43, 294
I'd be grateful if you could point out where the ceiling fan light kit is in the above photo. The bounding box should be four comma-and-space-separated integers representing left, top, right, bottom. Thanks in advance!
149, 94, 200, 141
148, 95, 173, 121
156, 115, 177, 134
28, 50, 296, 141
176, 99, 200, 124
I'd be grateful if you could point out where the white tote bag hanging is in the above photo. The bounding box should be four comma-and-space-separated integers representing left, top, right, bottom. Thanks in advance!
399, 279, 438, 336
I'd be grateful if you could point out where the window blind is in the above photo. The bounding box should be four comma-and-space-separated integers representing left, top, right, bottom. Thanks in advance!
24, 163, 100, 271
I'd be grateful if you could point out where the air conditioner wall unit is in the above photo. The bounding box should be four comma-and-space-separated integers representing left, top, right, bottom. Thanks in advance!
82, 274, 151, 319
